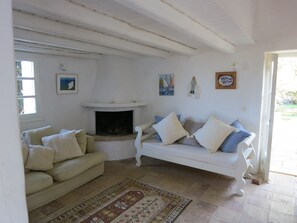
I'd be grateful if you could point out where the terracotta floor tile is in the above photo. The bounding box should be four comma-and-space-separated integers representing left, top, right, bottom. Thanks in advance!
273, 185, 296, 197
270, 200, 294, 215
224, 193, 250, 204
239, 215, 265, 223
214, 206, 242, 223
195, 200, 218, 215
200, 189, 225, 206
55, 190, 82, 206
28, 158, 297, 223
268, 210, 297, 223
28, 209, 44, 222
251, 189, 273, 200
209, 218, 229, 223
221, 199, 244, 212
248, 196, 271, 209
36, 200, 64, 216
175, 204, 212, 223
272, 192, 295, 203
243, 204, 269, 222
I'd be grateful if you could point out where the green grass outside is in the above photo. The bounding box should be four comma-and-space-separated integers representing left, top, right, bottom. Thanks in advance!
275, 104, 297, 120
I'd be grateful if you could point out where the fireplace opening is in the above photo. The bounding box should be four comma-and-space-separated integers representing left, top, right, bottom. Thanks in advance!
95, 111, 133, 136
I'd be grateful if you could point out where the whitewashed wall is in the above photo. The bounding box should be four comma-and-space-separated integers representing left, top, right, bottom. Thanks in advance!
19, 0, 297, 172
92, 45, 297, 172
130, 47, 263, 130
125, 47, 264, 171
91, 55, 143, 103
0, 0, 28, 221
19, 53, 98, 132
89, 1, 297, 171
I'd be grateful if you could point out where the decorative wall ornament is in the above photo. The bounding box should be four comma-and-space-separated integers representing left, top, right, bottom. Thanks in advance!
159, 74, 174, 96
215, 71, 236, 89
58, 63, 67, 71
188, 76, 200, 98
56, 73, 78, 94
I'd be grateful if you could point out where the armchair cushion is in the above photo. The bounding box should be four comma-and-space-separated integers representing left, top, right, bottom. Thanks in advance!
60, 129, 87, 154
25, 145, 54, 171
46, 152, 106, 181
42, 131, 83, 163
22, 141, 29, 164
25, 172, 53, 195
21, 126, 55, 145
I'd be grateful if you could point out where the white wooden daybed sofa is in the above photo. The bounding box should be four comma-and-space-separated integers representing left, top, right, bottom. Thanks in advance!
134, 118, 256, 196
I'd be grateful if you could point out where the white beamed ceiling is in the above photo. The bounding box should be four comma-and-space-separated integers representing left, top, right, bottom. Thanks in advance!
12, 0, 255, 58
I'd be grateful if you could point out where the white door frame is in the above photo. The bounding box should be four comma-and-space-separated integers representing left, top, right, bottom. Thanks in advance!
258, 53, 278, 181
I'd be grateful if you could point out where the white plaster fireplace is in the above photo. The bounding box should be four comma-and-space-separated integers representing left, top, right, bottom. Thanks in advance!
82, 102, 146, 160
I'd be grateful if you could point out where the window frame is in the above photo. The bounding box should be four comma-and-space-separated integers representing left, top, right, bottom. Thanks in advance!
15, 52, 44, 123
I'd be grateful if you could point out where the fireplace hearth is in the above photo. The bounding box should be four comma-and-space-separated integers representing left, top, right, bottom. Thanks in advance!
95, 111, 133, 136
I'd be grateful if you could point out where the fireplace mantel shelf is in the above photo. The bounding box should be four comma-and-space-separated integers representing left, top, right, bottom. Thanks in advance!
82, 102, 147, 109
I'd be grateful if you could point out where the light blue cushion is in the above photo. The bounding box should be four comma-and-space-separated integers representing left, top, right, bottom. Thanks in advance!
155, 114, 181, 141
220, 120, 251, 153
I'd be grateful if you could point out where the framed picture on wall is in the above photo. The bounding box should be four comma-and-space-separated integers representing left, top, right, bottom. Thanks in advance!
56, 73, 78, 94
215, 71, 236, 89
159, 74, 174, 96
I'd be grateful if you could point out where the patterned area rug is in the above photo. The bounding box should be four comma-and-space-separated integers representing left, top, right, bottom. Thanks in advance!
48, 178, 191, 223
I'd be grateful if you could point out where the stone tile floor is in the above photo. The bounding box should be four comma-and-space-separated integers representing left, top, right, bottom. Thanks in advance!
270, 112, 297, 176
29, 157, 297, 223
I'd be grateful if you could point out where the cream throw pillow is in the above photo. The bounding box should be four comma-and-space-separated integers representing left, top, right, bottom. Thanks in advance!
152, 112, 189, 145
42, 131, 83, 163
25, 145, 54, 171
22, 141, 29, 164
60, 129, 87, 154
193, 116, 235, 153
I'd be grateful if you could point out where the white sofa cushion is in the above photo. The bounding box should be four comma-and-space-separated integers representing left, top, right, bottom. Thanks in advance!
152, 112, 188, 145
142, 139, 239, 169
193, 116, 235, 153
42, 131, 83, 163
25, 145, 55, 171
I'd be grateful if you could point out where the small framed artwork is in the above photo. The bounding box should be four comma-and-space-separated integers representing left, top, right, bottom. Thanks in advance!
56, 73, 78, 94
159, 74, 174, 96
215, 71, 236, 89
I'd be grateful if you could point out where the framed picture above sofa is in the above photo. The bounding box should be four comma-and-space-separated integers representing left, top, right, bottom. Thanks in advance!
215, 71, 236, 89
159, 74, 174, 96
56, 73, 78, 94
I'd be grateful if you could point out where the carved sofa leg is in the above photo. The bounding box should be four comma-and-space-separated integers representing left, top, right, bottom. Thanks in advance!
135, 153, 142, 167
235, 177, 246, 196
244, 164, 253, 179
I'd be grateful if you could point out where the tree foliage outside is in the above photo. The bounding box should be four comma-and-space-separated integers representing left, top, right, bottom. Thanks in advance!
275, 57, 297, 119
275, 57, 297, 105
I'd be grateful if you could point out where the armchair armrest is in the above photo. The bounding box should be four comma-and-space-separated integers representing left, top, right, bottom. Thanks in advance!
86, 135, 95, 153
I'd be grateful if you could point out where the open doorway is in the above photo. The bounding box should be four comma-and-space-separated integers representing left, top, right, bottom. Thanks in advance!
270, 55, 297, 176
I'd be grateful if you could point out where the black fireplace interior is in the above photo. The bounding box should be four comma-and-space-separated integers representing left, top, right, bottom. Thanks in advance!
96, 111, 133, 135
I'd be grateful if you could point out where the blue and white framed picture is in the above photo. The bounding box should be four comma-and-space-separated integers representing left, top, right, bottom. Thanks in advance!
159, 74, 174, 96
215, 71, 236, 89
56, 73, 78, 94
